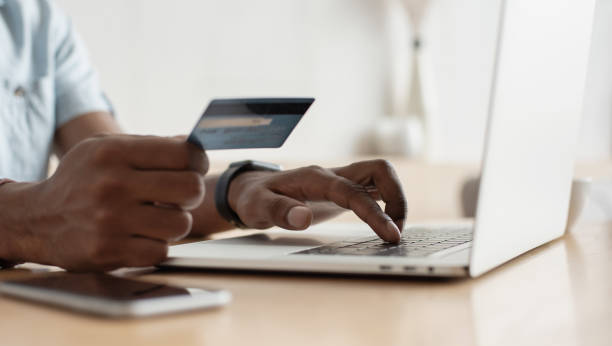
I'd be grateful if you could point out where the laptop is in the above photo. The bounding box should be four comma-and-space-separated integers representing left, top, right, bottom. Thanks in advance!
164, 0, 597, 277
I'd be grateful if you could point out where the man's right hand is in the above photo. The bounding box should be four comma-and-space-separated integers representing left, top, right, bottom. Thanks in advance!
6, 135, 208, 271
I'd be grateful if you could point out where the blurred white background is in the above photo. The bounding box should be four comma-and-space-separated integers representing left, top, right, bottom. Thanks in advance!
55, 0, 612, 163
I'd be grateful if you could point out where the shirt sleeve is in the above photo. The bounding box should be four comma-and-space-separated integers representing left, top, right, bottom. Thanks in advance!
49, 1, 114, 128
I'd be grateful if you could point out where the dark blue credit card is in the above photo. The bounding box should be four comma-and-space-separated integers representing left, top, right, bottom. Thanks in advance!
187, 98, 314, 150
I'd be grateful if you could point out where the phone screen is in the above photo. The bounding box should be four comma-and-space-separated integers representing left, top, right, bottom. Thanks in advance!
5, 273, 190, 301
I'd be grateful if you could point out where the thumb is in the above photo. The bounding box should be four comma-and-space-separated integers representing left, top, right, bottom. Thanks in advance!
259, 190, 313, 230
285, 205, 313, 230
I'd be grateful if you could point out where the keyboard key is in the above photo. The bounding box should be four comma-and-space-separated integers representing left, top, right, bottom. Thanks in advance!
293, 227, 473, 257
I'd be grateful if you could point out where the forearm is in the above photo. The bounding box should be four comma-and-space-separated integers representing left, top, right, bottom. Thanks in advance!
54, 111, 121, 157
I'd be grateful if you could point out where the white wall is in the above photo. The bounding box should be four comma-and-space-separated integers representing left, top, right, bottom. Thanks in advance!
419, 0, 612, 162
55, 0, 612, 162
55, 0, 389, 162
419, 0, 501, 162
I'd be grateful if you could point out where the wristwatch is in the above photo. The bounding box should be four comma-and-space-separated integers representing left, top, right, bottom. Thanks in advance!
215, 160, 281, 228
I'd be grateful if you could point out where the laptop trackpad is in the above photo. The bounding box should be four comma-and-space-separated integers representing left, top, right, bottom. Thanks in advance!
169, 231, 346, 259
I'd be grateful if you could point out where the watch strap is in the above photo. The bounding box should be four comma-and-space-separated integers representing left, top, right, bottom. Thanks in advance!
215, 160, 281, 228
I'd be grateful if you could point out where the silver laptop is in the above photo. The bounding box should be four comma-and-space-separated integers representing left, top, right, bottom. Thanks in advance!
164, 0, 596, 277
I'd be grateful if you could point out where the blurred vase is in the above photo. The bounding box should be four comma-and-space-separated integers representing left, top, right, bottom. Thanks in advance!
373, 116, 424, 156
376, 0, 431, 157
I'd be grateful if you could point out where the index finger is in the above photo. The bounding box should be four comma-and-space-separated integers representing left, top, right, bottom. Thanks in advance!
334, 160, 407, 231
115, 135, 209, 173
280, 167, 401, 242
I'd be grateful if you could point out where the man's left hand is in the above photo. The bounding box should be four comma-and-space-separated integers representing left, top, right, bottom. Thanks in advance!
227, 160, 407, 243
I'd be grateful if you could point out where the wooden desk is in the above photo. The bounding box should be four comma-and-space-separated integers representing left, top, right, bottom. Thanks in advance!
2, 160, 611, 346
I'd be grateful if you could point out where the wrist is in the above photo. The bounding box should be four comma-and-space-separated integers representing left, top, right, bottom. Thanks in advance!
0, 181, 43, 264
227, 171, 256, 212
216, 161, 280, 228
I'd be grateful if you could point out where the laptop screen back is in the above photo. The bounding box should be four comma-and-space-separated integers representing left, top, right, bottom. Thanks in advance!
469, 0, 597, 277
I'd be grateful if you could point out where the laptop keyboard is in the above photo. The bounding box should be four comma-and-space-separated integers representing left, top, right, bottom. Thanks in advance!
293, 227, 473, 258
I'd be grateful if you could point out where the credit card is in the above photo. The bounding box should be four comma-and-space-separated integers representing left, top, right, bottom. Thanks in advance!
187, 98, 314, 150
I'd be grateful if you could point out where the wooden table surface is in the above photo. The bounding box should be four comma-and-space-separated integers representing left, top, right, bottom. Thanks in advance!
2, 159, 611, 346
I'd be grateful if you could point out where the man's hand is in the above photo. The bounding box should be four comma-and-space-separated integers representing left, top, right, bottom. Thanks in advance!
227, 160, 407, 243
11, 135, 208, 271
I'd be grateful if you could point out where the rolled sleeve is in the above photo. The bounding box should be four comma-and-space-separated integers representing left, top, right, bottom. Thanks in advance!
51, 2, 113, 128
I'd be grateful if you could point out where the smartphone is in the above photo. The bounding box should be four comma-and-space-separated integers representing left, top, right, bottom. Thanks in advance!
0, 273, 231, 318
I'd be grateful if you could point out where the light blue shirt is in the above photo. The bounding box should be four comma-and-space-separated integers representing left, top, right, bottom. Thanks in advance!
0, 0, 112, 181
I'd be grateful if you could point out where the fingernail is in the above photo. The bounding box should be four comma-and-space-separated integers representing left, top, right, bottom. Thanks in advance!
287, 206, 312, 229
386, 220, 401, 242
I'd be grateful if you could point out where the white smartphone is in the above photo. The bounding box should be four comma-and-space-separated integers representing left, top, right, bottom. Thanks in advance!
0, 273, 231, 318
